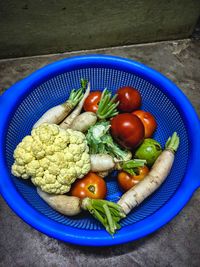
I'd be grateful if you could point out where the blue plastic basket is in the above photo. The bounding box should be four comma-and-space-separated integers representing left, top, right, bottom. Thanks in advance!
0, 55, 200, 246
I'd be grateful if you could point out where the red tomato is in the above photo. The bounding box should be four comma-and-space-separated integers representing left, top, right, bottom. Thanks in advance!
116, 86, 142, 112
83, 91, 102, 113
132, 110, 157, 138
117, 166, 149, 192
110, 113, 145, 149
70, 172, 107, 199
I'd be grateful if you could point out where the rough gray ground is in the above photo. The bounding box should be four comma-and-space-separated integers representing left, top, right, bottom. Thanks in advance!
0, 39, 200, 267
1, 0, 199, 59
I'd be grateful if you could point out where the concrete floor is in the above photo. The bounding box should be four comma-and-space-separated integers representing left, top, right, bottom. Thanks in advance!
0, 39, 200, 267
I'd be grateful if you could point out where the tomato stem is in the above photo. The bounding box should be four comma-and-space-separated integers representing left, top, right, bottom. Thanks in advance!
88, 185, 96, 194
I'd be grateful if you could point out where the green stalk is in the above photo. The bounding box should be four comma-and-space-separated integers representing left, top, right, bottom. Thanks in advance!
104, 135, 132, 161
86, 121, 131, 161
81, 198, 126, 235
165, 132, 180, 153
98, 91, 108, 112
103, 204, 115, 234
91, 209, 106, 226
94, 121, 131, 160
65, 79, 87, 108
120, 159, 147, 175
97, 89, 119, 120
80, 78, 88, 90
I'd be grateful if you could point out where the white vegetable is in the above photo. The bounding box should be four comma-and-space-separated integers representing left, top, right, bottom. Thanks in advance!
33, 104, 71, 129
59, 82, 91, 129
70, 112, 97, 132
12, 123, 91, 194
37, 188, 125, 235
37, 188, 82, 216
90, 154, 115, 172
118, 132, 180, 215
33, 85, 84, 129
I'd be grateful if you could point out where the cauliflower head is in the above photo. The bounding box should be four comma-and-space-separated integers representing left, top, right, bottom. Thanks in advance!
12, 123, 91, 194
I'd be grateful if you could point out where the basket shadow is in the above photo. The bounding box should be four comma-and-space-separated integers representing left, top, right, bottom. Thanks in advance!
61, 230, 159, 257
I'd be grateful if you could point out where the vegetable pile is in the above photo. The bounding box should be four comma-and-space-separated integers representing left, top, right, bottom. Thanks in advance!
12, 80, 180, 235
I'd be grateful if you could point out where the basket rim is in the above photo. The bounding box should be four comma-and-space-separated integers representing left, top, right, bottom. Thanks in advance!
0, 54, 200, 246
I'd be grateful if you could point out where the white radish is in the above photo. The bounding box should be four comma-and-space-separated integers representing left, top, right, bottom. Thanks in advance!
33, 83, 85, 128
37, 188, 82, 216
33, 104, 71, 129
90, 153, 144, 173
37, 187, 125, 235
59, 82, 91, 129
70, 111, 97, 132
90, 154, 115, 172
118, 132, 180, 215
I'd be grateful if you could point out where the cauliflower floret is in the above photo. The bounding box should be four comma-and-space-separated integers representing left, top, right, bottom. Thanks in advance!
80, 164, 91, 178
20, 136, 33, 152
25, 160, 40, 176
12, 163, 29, 179
73, 154, 82, 162
54, 131, 69, 150
64, 152, 74, 162
81, 152, 91, 164
11, 123, 91, 194
57, 167, 77, 185
44, 145, 55, 155
39, 158, 50, 169
74, 166, 82, 178
68, 129, 85, 144
31, 140, 45, 159
40, 181, 70, 195
48, 162, 60, 175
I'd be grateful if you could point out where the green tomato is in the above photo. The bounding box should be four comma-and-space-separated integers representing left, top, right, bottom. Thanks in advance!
135, 138, 162, 166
